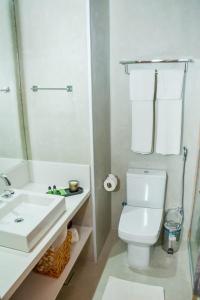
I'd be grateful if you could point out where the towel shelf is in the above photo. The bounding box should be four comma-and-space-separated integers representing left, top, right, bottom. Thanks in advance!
120, 58, 193, 74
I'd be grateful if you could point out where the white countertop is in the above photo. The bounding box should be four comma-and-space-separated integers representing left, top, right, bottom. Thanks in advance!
0, 188, 90, 300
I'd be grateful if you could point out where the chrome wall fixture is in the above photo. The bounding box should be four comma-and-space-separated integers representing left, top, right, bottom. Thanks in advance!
120, 58, 193, 74
0, 87, 10, 93
31, 85, 73, 93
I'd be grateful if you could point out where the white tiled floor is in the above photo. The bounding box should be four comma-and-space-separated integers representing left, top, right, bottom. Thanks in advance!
57, 231, 193, 300
93, 233, 193, 300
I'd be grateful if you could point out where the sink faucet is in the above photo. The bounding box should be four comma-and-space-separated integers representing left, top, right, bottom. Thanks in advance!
0, 174, 11, 186
0, 174, 14, 197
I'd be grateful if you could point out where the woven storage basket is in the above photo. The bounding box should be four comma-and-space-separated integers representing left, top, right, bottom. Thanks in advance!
35, 231, 72, 278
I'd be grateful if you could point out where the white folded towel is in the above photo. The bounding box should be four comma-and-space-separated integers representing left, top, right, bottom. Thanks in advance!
130, 69, 155, 101
131, 101, 154, 154
155, 69, 184, 155
157, 69, 184, 99
130, 69, 155, 154
156, 99, 182, 155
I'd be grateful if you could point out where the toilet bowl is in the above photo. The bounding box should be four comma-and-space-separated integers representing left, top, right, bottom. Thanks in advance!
118, 168, 167, 269
118, 205, 163, 268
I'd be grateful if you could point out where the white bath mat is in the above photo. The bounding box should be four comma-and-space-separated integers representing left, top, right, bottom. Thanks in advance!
102, 276, 164, 300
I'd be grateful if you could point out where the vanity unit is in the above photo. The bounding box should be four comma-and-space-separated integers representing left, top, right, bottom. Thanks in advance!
0, 161, 93, 300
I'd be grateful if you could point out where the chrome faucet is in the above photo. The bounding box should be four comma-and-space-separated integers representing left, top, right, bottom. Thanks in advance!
0, 174, 14, 197
0, 174, 11, 186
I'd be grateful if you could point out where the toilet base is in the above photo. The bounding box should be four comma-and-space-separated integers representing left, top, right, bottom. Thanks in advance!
128, 243, 151, 269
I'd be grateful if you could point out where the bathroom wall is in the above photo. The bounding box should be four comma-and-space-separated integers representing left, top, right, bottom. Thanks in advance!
15, 0, 111, 258
89, 0, 111, 257
16, 0, 91, 164
110, 0, 200, 236
0, 0, 24, 160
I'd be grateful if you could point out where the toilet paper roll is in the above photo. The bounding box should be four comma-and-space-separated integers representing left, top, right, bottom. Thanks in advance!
68, 227, 79, 243
104, 174, 118, 192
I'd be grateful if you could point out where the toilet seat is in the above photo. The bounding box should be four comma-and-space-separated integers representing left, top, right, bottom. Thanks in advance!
118, 205, 163, 245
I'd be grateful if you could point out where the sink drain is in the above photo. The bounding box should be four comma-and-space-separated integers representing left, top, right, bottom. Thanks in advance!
14, 217, 24, 223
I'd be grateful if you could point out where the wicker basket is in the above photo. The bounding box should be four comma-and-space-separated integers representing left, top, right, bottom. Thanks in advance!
35, 231, 72, 278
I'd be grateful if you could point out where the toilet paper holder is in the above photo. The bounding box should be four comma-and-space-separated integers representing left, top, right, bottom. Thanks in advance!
103, 174, 119, 192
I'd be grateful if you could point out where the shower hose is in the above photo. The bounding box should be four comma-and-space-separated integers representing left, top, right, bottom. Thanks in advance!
179, 146, 188, 223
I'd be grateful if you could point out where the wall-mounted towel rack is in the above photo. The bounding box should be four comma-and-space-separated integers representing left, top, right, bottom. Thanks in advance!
120, 58, 193, 74
31, 85, 73, 92
0, 87, 10, 93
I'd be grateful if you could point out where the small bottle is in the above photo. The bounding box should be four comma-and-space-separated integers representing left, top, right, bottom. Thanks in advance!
48, 186, 53, 194
53, 185, 57, 194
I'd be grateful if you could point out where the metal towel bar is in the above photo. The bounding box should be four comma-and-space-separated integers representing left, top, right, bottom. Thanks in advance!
31, 85, 73, 92
0, 87, 10, 93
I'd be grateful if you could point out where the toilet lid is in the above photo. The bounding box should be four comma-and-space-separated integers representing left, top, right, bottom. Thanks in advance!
118, 205, 163, 244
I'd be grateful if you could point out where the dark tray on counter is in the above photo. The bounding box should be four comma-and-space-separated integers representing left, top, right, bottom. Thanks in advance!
47, 187, 84, 197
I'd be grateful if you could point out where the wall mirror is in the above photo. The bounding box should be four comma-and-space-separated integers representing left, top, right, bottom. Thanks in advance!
0, 0, 27, 173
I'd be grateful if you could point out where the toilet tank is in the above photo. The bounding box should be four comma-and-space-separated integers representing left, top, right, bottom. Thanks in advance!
127, 168, 167, 208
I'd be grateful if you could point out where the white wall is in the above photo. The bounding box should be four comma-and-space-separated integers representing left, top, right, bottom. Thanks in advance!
90, 0, 111, 257
16, 0, 111, 258
16, 0, 91, 164
110, 0, 200, 237
0, 0, 24, 161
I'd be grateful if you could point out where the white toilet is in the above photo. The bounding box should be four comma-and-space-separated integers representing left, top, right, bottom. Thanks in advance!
118, 168, 167, 269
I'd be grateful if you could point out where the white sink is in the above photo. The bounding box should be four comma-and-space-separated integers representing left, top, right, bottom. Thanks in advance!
0, 190, 66, 252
